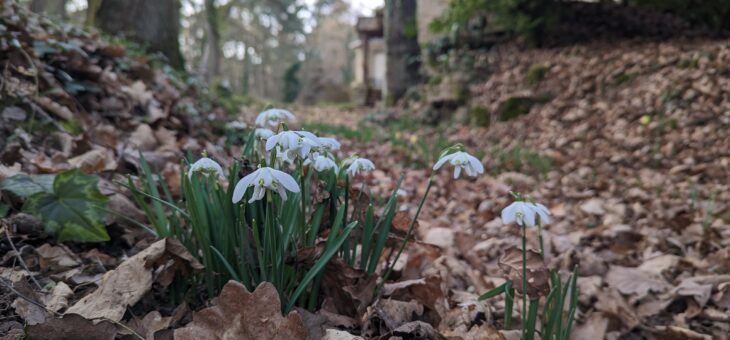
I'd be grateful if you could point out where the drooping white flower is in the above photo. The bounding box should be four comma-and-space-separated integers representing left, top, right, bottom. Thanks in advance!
501, 201, 551, 227
433, 151, 484, 179
265, 130, 320, 160
232, 167, 300, 203
255, 128, 275, 140
226, 120, 248, 130
255, 108, 296, 127
312, 155, 338, 172
345, 157, 375, 177
317, 137, 341, 150
188, 157, 224, 178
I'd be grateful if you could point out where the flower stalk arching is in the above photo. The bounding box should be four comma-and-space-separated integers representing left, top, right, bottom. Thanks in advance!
377, 172, 435, 294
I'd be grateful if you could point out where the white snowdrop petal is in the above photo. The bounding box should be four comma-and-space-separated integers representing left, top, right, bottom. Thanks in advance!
271, 169, 300, 192
468, 155, 484, 174
522, 206, 537, 227
433, 153, 453, 170
501, 203, 518, 224
232, 170, 258, 203
454, 166, 462, 179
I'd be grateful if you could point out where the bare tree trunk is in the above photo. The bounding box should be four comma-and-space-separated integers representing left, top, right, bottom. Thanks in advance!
198, 0, 221, 83
384, 0, 420, 105
95, 0, 184, 70
29, 0, 66, 19
85, 0, 102, 27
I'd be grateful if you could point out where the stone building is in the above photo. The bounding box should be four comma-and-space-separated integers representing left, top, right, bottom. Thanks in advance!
351, 9, 385, 105
351, 1, 448, 106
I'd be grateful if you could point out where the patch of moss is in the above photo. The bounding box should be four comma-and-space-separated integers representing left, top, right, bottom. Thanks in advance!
428, 75, 443, 86
613, 72, 638, 85
470, 106, 490, 127
526, 64, 549, 85
678, 57, 700, 69
497, 95, 552, 121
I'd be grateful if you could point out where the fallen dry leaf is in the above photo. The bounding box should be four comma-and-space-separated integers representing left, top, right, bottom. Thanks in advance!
25, 313, 117, 340
36, 244, 81, 274
174, 281, 308, 340
498, 246, 550, 297
65, 238, 202, 322
67, 148, 118, 173
605, 265, 671, 298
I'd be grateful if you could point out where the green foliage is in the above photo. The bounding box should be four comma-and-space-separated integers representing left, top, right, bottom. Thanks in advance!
470, 106, 490, 127
23, 169, 109, 242
430, 0, 488, 33
404, 17, 418, 39
628, 0, 730, 32
490, 0, 558, 44
430, 0, 559, 45
498, 95, 551, 121
0, 174, 55, 198
0, 203, 8, 218
282, 61, 302, 103
526, 64, 549, 85
613, 72, 637, 85
492, 145, 553, 177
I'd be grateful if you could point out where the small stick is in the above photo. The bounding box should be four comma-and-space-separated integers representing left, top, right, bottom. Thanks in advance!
2, 223, 42, 290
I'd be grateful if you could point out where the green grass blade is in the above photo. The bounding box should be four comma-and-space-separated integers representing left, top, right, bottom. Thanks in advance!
504, 282, 514, 329
479, 282, 507, 301
286, 221, 358, 312
525, 297, 540, 340
211, 246, 241, 281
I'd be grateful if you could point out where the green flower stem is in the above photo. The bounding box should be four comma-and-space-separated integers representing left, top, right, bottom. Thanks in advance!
522, 224, 527, 340
377, 174, 434, 293
537, 222, 545, 259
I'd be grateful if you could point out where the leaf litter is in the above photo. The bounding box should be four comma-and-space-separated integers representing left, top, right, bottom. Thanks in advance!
0, 1, 729, 339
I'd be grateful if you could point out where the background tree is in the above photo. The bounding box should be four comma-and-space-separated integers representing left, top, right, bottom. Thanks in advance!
95, 0, 185, 69
384, 0, 420, 104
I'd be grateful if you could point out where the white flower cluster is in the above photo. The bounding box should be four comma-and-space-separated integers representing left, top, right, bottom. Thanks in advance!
189, 109, 378, 204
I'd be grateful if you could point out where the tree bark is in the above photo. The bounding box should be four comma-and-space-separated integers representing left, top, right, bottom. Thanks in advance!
384, 0, 420, 105
95, 0, 184, 70
198, 0, 221, 83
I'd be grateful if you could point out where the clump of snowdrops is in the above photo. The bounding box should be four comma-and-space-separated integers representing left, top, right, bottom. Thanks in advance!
128, 107, 577, 329
128, 108, 480, 311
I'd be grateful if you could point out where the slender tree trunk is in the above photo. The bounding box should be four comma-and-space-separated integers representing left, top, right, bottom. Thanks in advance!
85, 0, 102, 27
198, 0, 221, 83
29, 0, 66, 19
95, 0, 184, 70
384, 0, 420, 105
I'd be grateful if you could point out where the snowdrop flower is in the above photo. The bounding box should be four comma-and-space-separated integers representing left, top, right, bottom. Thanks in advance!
501, 201, 551, 227
226, 120, 247, 130
317, 137, 341, 150
433, 151, 484, 179
188, 157, 224, 178
266, 130, 320, 160
345, 157, 375, 177
232, 167, 300, 203
255, 108, 296, 127
312, 154, 338, 172
255, 128, 274, 140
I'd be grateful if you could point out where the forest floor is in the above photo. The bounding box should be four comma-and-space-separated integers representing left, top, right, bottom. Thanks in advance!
292, 38, 730, 339
2, 3, 730, 339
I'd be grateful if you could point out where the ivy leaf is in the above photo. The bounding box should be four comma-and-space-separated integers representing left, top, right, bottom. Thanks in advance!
24, 169, 109, 242
0, 174, 55, 198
